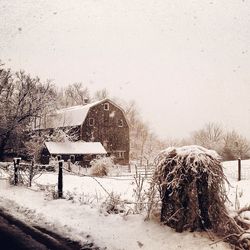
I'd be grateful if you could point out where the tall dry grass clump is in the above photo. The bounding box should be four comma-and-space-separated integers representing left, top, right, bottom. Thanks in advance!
149, 145, 250, 249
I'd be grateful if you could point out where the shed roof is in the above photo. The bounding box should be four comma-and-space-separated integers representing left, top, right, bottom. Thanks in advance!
45, 141, 107, 155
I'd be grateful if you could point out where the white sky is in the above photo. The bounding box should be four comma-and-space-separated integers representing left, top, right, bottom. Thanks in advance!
1, 0, 250, 140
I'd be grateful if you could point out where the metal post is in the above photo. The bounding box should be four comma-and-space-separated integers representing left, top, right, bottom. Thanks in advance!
238, 158, 241, 181
58, 160, 63, 198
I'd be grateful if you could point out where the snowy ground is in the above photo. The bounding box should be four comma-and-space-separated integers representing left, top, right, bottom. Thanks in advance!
1, 160, 250, 249
223, 160, 250, 215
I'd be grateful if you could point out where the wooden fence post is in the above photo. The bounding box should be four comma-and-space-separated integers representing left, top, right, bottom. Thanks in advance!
238, 158, 241, 181
58, 160, 63, 198
13, 157, 21, 185
67, 159, 71, 172
29, 160, 34, 187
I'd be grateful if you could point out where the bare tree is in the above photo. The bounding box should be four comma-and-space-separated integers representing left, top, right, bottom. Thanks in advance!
124, 100, 139, 130
191, 123, 250, 160
0, 67, 56, 159
191, 123, 224, 153
93, 88, 109, 101
223, 130, 250, 160
26, 128, 79, 163
118, 99, 167, 163
64, 83, 90, 106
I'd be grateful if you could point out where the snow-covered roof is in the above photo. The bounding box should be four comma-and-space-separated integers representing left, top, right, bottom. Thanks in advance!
42, 99, 104, 129
45, 141, 107, 155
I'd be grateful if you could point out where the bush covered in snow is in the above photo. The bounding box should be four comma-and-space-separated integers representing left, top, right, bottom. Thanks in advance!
150, 145, 250, 249
100, 192, 125, 214
90, 156, 114, 177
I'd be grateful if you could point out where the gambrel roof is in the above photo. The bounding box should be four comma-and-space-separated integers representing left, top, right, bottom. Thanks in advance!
37, 98, 126, 130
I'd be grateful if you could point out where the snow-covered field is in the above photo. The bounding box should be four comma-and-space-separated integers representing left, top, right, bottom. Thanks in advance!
223, 160, 250, 215
1, 160, 250, 249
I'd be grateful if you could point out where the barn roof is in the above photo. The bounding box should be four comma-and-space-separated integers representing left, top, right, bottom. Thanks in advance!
45, 141, 107, 155
39, 99, 115, 129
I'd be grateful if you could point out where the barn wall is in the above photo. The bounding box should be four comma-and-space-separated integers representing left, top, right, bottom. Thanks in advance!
81, 101, 130, 165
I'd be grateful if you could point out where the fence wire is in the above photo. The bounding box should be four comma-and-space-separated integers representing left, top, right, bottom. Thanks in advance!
223, 164, 250, 181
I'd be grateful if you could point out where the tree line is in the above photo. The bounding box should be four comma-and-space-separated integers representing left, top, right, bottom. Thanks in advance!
191, 123, 250, 161
0, 63, 249, 163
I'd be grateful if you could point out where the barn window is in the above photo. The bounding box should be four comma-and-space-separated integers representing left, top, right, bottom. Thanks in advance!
118, 119, 123, 127
89, 118, 95, 126
104, 103, 109, 111
116, 151, 125, 159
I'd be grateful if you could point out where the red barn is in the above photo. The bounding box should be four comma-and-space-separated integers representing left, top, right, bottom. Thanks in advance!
35, 99, 130, 165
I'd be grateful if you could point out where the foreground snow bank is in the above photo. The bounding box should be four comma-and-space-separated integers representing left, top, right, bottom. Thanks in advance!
0, 177, 229, 250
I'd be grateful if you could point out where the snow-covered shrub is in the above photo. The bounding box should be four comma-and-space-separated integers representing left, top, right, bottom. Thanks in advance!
36, 183, 57, 200
90, 156, 114, 177
150, 145, 250, 249
100, 192, 125, 214
65, 190, 78, 203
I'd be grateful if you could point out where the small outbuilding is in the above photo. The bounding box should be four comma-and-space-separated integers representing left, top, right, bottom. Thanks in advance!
41, 141, 107, 166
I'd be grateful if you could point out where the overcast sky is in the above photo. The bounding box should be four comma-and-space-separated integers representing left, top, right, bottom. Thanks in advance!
1, 0, 250, 140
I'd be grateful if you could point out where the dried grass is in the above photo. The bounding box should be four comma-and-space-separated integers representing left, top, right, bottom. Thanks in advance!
149, 145, 249, 249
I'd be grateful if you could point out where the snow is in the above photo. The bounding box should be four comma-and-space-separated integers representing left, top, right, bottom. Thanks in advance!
0, 183, 227, 249
0, 182, 227, 250
109, 111, 116, 118
2, 160, 248, 249
223, 159, 250, 181
222, 159, 250, 214
34, 173, 137, 202
38, 99, 105, 129
159, 145, 220, 159
38, 98, 126, 129
45, 141, 107, 155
